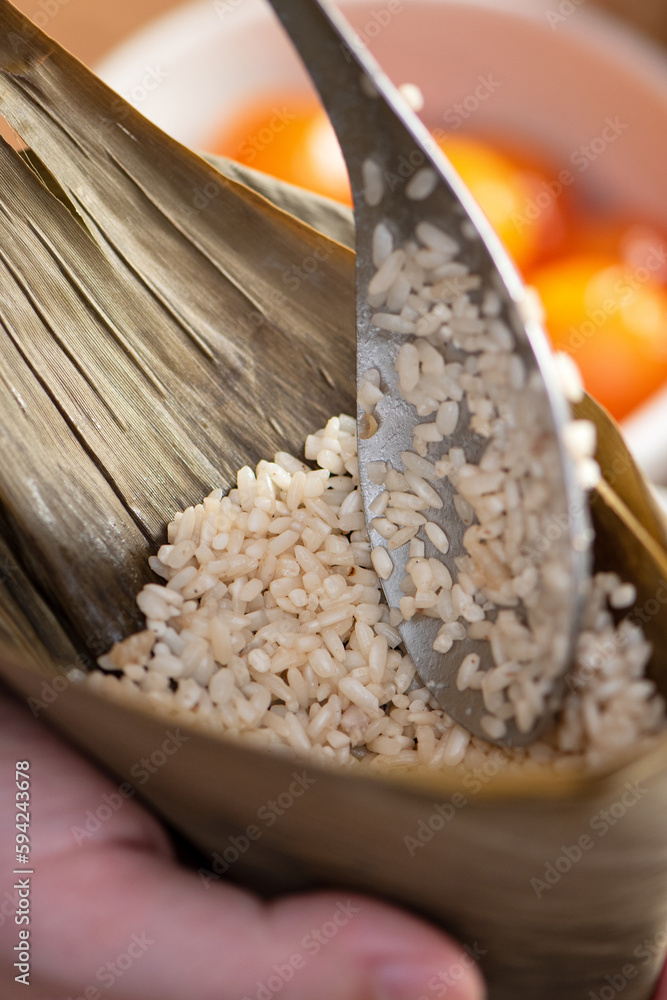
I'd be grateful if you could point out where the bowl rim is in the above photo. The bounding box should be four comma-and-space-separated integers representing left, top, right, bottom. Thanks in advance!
97, 0, 667, 108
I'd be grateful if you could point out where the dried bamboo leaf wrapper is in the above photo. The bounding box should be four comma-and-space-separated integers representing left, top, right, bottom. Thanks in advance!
0, 131, 356, 528
589, 477, 667, 686
202, 153, 356, 252
0, 283, 151, 648
574, 392, 667, 551
0, 1, 355, 652
0, 138, 239, 536
0, 2, 356, 442
2, 643, 667, 1000
564, 393, 667, 686
0, 531, 85, 670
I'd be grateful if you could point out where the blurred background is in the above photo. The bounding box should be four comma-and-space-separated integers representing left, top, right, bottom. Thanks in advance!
7, 0, 667, 481
9, 0, 667, 68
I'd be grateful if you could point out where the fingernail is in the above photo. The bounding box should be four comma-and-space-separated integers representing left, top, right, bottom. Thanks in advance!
374, 958, 483, 1000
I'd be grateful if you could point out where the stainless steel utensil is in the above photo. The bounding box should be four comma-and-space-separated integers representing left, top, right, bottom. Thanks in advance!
267, 0, 591, 744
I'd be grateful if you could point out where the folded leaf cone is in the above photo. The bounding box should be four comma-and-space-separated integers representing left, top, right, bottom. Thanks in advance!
1, 3, 667, 997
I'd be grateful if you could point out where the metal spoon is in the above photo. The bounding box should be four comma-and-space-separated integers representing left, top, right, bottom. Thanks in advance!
266, 0, 592, 744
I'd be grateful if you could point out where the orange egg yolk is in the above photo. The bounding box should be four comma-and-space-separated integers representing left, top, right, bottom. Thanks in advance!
210, 96, 667, 420
435, 134, 568, 272
532, 253, 667, 420
210, 97, 351, 205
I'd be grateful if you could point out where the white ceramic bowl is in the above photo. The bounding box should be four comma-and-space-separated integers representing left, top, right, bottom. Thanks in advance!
97, 0, 667, 476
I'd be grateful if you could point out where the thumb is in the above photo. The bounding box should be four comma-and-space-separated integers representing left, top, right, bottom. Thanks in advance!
0, 686, 484, 1000
34, 843, 485, 1000
653, 961, 667, 999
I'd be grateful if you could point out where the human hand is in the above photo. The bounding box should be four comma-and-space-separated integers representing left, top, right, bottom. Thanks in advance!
0, 686, 484, 1000
655, 960, 667, 1000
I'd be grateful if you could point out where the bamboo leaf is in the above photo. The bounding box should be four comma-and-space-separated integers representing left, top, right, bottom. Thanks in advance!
574, 392, 667, 550
589, 478, 667, 688
572, 393, 667, 684
0, 0, 356, 655
202, 153, 355, 250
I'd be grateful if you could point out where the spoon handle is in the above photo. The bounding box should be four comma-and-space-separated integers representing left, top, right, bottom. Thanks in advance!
264, 0, 493, 228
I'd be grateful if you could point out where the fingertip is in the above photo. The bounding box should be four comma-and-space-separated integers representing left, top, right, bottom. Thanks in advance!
373, 953, 486, 1000
267, 891, 486, 1000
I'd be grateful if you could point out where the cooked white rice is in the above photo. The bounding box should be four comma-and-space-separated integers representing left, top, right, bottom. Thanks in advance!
361, 207, 603, 740
92, 415, 664, 775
